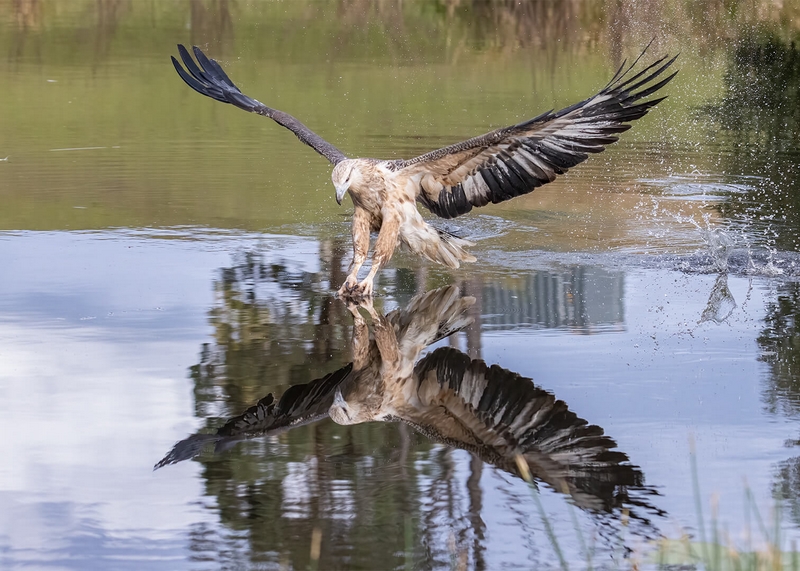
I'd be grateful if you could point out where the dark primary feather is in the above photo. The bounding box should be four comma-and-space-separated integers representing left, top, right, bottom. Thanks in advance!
219, 363, 352, 437
172, 45, 348, 165
154, 363, 352, 469
401, 49, 678, 219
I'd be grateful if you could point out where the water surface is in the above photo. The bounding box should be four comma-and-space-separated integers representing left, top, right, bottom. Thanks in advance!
2, 1, 800, 569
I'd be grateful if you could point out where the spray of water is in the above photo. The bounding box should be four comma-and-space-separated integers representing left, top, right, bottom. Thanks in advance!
665, 209, 734, 273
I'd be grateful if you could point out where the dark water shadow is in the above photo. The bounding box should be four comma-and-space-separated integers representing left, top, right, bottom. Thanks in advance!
753, 277, 800, 531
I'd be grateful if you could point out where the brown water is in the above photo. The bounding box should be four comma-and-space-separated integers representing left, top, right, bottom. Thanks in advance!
2, 1, 800, 569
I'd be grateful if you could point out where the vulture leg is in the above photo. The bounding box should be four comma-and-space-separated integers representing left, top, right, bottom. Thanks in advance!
371, 310, 400, 372
339, 207, 371, 297
357, 208, 401, 298
345, 300, 370, 369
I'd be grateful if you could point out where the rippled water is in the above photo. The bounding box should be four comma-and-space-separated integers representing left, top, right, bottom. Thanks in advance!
3, 2, 800, 570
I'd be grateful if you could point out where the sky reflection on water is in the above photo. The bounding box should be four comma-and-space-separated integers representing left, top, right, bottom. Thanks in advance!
0, 229, 796, 569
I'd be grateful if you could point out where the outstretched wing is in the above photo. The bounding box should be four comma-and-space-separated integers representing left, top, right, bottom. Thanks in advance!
172, 45, 348, 165
407, 347, 645, 512
385, 285, 475, 353
397, 48, 678, 219
154, 363, 353, 469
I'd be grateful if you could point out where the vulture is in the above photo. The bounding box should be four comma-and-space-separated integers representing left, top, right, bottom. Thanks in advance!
156, 286, 660, 521
172, 45, 677, 298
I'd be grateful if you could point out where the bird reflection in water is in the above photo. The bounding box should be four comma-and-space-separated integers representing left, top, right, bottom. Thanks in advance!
157, 286, 662, 524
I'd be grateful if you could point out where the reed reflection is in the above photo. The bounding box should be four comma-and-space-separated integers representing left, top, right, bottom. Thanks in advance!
159, 285, 659, 523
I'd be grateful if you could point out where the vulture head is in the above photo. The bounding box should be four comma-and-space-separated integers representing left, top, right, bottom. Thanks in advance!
329, 386, 362, 425
331, 159, 361, 205
329, 382, 387, 426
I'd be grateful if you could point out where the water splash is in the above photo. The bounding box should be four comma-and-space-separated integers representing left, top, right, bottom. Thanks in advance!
667, 210, 734, 273
696, 213, 734, 273
698, 274, 737, 325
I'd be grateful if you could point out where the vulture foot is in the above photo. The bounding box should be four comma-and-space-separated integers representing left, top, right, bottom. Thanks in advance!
336, 277, 374, 302
356, 278, 374, 299
337, 275, 359, 297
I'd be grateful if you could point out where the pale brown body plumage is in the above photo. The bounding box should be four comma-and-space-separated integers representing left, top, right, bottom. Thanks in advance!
332, 158, 476, 297
172, 44, 677, 298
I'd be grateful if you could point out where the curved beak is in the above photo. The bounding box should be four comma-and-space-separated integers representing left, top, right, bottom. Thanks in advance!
335, 182, 350, 206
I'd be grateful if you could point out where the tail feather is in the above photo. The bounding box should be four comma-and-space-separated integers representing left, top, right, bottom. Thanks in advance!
437, 228, 476, 265
400, 222, 476, 268
387, 285, 475, 347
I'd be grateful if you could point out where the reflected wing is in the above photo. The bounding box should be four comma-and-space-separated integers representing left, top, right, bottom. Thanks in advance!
385, 285, 475, 352
407, 347, 643, 512
172, 45, 348, 165
397, 49, 677, 219
154, 363, 353, 469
